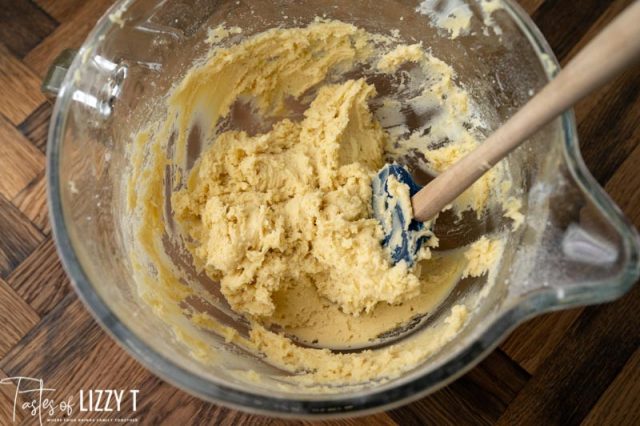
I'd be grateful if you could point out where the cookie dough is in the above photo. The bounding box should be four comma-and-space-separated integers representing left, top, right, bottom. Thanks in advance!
125, 19, 517, 386
174, 77, 433, 319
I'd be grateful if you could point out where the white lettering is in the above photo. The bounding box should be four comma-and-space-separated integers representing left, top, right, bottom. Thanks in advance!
130, 390, 139, 411
113, 390, 124, 411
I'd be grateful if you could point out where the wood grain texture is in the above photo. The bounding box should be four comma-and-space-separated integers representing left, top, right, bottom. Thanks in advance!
0, 115, 45, 200
0, 369, 25, 424
577, 68, 640, 185
11, 172, 50, 235
532, 0, 614, 62
0, 279, 39, 359
7, 238, 70, 316
302, 415, 398, 426
0, 0, 637, 424
515, 0, 545, 15
606, 143, 640, 223
0, 195, 44, 278
388, 350, 529, 426
500, 309, 582, 374
36, 0, 98, 23
0, 0, 58, 58
497, 282, 640, 426
0, 44, 48, 126
582, 348, 640, 426
0, 294, 266, 425
563, 1, 639, 186
18, 102, 52, 152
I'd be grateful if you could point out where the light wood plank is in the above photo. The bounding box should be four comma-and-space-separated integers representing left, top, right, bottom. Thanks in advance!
0, 115, 44, 200
0, 44, 48, 126
7, 239, 70, 317
11, 173, 49, 235
18, 102, 52, 152
0, 279, 39, 358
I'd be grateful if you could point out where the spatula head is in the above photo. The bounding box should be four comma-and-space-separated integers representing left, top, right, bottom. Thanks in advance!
372, 164, 430, 266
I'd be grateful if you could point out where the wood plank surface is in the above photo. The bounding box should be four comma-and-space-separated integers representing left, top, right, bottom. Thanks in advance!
36, 0, 96, 22
582, 348, 640, 426
18, 102, 52, 153
0, 116, 44, 200
0, 277, 39, 358
0, 0, 57, 58
0, 0, 637, 424
0, 44, 48, 126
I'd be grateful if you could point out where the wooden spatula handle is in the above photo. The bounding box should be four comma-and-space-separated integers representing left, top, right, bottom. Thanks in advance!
412, 1, 640, 222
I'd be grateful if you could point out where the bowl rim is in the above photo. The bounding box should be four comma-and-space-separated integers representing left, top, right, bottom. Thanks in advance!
47, 0, 640, 418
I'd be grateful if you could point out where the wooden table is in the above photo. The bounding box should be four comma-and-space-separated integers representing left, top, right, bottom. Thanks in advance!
0, 0, 638, 424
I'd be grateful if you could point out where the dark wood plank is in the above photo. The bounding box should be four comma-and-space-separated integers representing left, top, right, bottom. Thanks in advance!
577, 68, 640, 186
532, 0, 615, 62
36, 0, 96, 23
24, 0, 116, 78
0, 44, 48, 126
579, 121, 640, 425
582, 348, 640, 426
388, 350, 530, 425
0, 279, 39, 359
497, 282, 640, 425
569, 0, 640, 185
0, 194, 44, 278
7, 238, 70, 317
500, 309, 582, 374
606, 139, 640, 227
0, 0, 58, 58
555, 0, 634, 65
11, 172, 49, 235
302, 416, 398, 426
18, 102, 52, 153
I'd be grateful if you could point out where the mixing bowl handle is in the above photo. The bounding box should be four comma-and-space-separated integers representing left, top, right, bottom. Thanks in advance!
42, 49, 78, 98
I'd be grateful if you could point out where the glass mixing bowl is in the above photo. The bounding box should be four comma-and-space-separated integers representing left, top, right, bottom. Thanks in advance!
46, 0, 640, 417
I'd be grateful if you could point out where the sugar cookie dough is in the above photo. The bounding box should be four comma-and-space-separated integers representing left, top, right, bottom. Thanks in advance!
125, 19, 518, 386
173, 78, 430, 319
